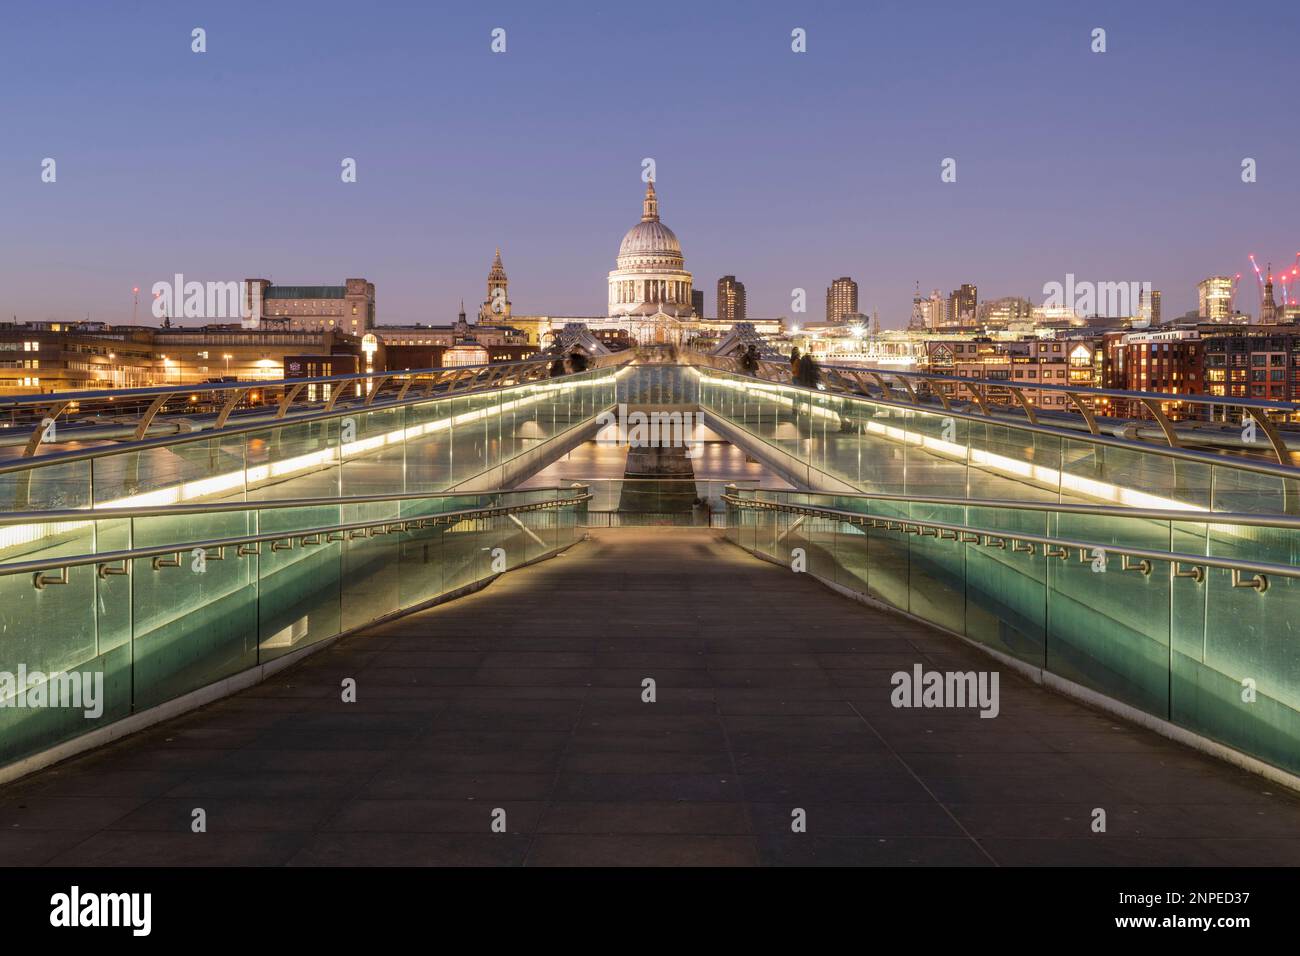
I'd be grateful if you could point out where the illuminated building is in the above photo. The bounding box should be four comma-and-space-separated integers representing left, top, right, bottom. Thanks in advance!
825, 277, 858, 324
1139, 288, 1162, 326
607, 181, 694, 321
948, 284, 978, 328
925, 337, 1075, 410
979, 296, 1033, 328
0, 322, 153, 392
243, 278, 375, 333
718, 276, 746, 325
926, 289, 947, 329
1104, 329, 1203, 418
1031, 305, 1084, 327
1201, 328, 1300, 405
376, 304, 535, 369
1197, 276, 1234, 322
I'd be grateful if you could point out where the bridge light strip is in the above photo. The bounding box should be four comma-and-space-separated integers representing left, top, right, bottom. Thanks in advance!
0, 376, 610, 557
702, 373, 1209, 513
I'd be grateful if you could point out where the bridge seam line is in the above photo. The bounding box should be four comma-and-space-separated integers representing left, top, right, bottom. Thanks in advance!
714, 693, 761, 864
845, 701, 1000, 867
521, 696, 588, 867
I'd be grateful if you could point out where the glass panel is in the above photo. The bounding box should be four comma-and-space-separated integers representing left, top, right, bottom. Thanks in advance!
341, 407, 406, 497
905, 500, 965, 635
247, 419, 338, 502
0, 458, 91, 512
130, 531, 259, 710
1045, 511, 1171, 713
1172, 521, 1300, 773
257, 506, 343, 661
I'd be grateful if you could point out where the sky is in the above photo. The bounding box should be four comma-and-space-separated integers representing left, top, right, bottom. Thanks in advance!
1, 0, 1297, 329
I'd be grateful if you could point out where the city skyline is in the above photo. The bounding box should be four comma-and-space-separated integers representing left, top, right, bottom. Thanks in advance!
2, 1, 1298, 326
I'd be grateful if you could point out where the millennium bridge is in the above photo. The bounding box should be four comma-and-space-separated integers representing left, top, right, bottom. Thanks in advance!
1, 348, 1298, 866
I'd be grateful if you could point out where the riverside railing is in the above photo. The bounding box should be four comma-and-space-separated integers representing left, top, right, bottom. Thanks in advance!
0, 362, 626, 513
0, 486, 588, 773
695, 364, 1300, 514
688, 349, 1300, 463
724, 486, 1300, 780
0, 353, 631, 453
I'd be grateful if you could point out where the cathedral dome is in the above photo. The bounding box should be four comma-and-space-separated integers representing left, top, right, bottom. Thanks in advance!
607, 179, 693, 320
616, 181, 683, 264
619, 220, 681, 259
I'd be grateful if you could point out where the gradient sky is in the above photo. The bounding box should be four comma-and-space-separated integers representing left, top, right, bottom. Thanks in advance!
2, 0, 1297, 328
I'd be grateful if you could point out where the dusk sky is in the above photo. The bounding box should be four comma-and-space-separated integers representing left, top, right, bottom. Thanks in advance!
2, 0, 1297, 327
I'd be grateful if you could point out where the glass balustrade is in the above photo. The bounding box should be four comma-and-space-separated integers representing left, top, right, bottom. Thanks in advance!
0, 488, 586, 770
698, 367, 1300, 514
0, 366, 620, 513
726, 488, 1300, 778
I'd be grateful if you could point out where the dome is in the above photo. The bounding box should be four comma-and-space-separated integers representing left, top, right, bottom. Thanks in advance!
607, 180, 694, 321
614, 181, 684, 266
619, 219, 681, 258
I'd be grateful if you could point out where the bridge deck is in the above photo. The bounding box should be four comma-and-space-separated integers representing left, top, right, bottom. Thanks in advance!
3, 529, 1299, 866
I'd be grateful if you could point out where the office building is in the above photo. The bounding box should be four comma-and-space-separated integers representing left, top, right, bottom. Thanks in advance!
948, 284, 978, 328
1198, 276, 1234, 322
717, 275, 747, 325
825, 277, 858, 324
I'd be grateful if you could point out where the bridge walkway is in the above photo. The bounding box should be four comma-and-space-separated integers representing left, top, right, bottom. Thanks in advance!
2, 529, 1298, 866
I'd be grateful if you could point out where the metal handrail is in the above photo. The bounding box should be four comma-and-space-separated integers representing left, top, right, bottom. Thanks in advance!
692, 360, 1300, 480
688, 348, 1300, 415
0, 354, 591, 410
0, 492, 591, 582
719, 485, 1300, 529
722, 492, 1287, 586
829, 361, 1300, 416
688, 349, 1300, 465
0, 352, 632, 461
0, 362, 627, 475
0, 485, 590, 524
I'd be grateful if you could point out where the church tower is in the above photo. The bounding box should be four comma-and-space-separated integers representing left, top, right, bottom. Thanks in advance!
909, 281, 927, 330
480, 248, 512, 322
1262, 265, 1278, 324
